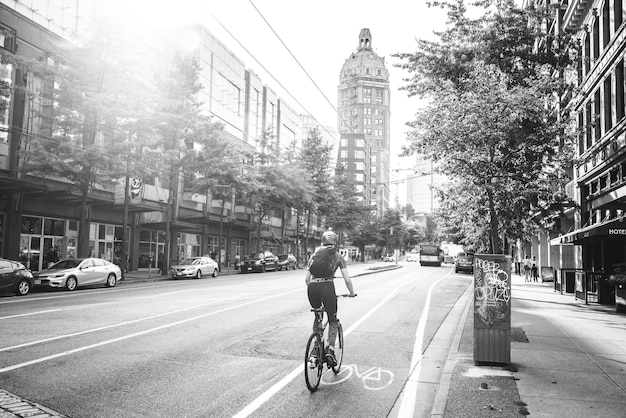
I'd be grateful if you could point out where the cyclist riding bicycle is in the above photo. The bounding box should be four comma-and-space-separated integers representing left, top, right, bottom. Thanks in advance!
305, 230, 356, 367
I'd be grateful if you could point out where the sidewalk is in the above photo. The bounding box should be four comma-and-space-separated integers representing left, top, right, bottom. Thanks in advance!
439, 273, 626, 418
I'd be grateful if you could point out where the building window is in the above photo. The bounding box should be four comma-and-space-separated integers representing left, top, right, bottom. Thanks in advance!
586, 100, 592, 149
603, 0, 611, 48
604, 76, 613, 132
365, 107, 372, 115
355, 139, 365, 148
355, 150, 365, 159
355, 173, 365, 182
616, 0, 624, 30
578, 111, 585, 155
593, 19, 600, 60
341, 150, 348, 159
364, 118, 372, 125
355, 162, 365, 170
364, 87, 371, 96
365, 67, 371, 75
375, 108, 384, 116
594, 88, 601, 141
584, 33, 591, 74
616, 60, 625, 121
375, 129, 383, 136
365, 128, 372, 135
0, 63, 11, 143
364, 97, 371, 104
377, 68, 382, 76
375, 119, 383, 125
340, 138, 348, 146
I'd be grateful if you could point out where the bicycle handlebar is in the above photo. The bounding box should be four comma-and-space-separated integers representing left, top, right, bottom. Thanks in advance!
337, 294, 357, 298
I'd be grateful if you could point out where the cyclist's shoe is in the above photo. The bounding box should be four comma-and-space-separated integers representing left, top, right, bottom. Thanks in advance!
309, 344, 321, 368
325, 347, 337, 368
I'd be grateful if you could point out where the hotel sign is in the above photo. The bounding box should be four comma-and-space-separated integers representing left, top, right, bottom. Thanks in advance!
609, 229, 626, 235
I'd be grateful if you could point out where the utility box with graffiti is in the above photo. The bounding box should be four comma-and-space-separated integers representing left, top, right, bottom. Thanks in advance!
473, 254, 511, 365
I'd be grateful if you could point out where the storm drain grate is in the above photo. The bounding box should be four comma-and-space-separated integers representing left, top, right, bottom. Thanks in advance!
510, 327, 529, 343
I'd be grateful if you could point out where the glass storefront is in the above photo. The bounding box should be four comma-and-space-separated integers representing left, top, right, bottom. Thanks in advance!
20, 215, 65, 271
89, 222, 127, 265
138, 229, 165, 269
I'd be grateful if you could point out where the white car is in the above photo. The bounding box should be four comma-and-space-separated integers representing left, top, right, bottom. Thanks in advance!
407, 253, 419, 262
33, 258, 120, 291
171, 256, 218, 279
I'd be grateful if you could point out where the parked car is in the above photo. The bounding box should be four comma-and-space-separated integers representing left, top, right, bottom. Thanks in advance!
241, 251, 279, 273
383, 255, 395, 262
0, 259, 34, 296
454, 254, 474, 274
33, 258, 120, 291
170, 256, 218, 279
277, 254, 297, 271
406, 253, 420, 262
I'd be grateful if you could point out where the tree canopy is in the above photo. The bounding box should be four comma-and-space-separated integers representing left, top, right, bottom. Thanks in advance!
395, 0, 576, 253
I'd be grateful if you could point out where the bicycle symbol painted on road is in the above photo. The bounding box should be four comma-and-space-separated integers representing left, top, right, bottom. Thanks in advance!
321, 364, 394, 391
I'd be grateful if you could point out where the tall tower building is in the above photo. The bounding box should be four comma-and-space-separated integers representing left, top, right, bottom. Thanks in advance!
337, 28, 390, 216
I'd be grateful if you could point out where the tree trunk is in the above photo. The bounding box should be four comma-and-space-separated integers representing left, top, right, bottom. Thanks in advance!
486, 182, 501, 254
78, 191, 91, 258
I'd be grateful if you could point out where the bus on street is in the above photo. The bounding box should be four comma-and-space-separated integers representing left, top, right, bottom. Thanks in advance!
419, 243, 444, 267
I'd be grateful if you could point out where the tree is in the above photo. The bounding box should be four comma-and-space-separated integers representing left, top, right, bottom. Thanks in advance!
21, 20, 155, 257
395, 1, 575, 253
349, 212, 380, 262
326, 164, 366, 244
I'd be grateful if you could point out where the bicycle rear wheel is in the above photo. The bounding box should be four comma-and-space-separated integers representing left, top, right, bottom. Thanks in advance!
332, 321, 344, 374
304, 333, 323, 392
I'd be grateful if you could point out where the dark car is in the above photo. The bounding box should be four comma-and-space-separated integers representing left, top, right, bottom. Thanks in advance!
277, 254, 297, 271
240, 251, 279, 273
0, 259, 35, 296
455, 254, 474, 274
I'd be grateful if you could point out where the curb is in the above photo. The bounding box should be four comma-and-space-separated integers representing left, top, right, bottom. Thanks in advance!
430, 284, 473, 417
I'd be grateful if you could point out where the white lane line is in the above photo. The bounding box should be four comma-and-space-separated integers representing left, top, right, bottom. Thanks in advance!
0, 309, 62, 320
233, 277, 419, 418
0, 288, 295, 353
0, 288, 300, 373
397, 269, 454, 418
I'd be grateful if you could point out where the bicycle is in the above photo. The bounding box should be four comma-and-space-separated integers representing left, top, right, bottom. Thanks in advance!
304, 294, 356, 392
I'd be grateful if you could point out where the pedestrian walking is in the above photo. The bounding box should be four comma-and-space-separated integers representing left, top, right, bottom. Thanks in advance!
523, 255, 531, 282
235, 252, 240, 270
531, 256, 538, 282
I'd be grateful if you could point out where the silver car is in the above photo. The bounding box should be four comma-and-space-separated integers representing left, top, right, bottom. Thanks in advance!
170, 256, 218, 279
34, 258, 120, 291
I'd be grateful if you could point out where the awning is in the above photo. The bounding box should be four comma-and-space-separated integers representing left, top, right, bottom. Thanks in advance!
550, 216, 626, 245
0, 176, 47, 194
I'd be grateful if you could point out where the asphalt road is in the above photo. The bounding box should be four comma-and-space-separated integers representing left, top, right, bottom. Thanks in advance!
0, 262, 472, 417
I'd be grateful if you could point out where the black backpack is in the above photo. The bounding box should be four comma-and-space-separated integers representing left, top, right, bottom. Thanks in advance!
308, 246, 337, 278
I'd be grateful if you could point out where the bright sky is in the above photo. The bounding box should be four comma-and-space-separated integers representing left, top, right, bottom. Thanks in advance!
118, 0, 450, 169
201, 0, 449, 171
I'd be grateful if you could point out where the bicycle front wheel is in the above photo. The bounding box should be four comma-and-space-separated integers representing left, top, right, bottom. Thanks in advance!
332, 321, 344, 374
304, 333, 323, 392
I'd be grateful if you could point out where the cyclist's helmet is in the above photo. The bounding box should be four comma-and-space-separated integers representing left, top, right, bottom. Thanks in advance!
321, 230, 338, 246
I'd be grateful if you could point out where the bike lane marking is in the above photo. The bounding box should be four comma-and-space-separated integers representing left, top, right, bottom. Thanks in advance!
233, 277, 420, 418
396, 268, 454, 417
0, 288, 301, 368
0, 309, 62, 320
